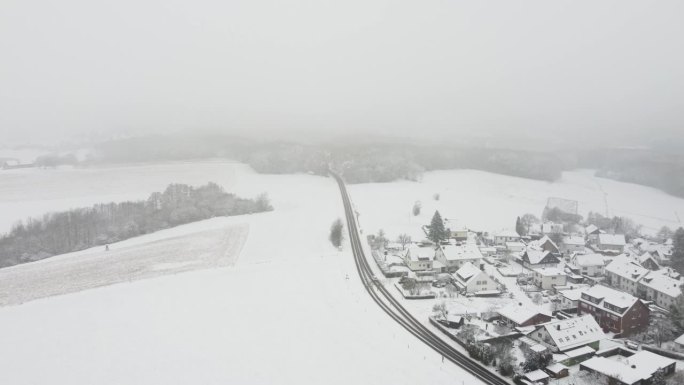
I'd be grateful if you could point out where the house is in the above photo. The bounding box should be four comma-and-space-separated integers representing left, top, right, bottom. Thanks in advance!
493, 230, 521, 246
558, 288, 584, 311
529, 235, 560, 254
505, 241, 525, 253
596, 233, 627, 253
638, 271, 683, 310
434, 244, 483, 272
521, 249, 561, 269
577, 285, 650, 335
541, 222, 564, 235
450, 228, 468, 241
453, 262, 498, 294
438, 314, 465, 329
568, 253, 607, 277
403, 245, 434, 271
479, 246, 497, 257
675, 334, 684, 353
635, 252, 660, 271
544, 363, 569, 379
522, 369, 549, 384
498, 302, 552, 327
604, 257, 649, 296
640, 242, 673, 266
585, 225, 602, 243
532, 267, 567, 290
528, 315, 605, 353
580, 351, 676, 385
561, 236, 586, 255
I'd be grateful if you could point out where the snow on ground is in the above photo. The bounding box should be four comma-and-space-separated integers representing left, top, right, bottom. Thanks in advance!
348, 169, 684, 236
0, 219, 249, 306
0, 161, 482, 385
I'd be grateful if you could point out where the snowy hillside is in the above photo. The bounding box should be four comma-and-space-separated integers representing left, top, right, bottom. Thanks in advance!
349, 168, 684, 237
0, 162, 482, 385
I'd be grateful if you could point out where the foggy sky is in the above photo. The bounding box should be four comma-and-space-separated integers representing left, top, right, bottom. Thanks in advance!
1, 1, 683, 148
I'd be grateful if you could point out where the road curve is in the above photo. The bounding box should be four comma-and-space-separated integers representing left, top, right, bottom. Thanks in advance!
330, 171, 511, 385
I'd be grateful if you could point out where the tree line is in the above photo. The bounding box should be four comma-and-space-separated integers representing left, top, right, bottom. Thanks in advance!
0, 183, 272, 268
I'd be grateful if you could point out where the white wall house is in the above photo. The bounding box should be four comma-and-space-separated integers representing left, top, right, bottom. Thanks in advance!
532, 267, 567, 290
597, 234, 626, 253
435, 244, 483, 272
604, 257, 649, 296
569, 253, 606, 277
403, 245, 434, 271
561, 236, 586, 255
529, 315, 605, 353
493, 230, 521, 246
558, 288, 584, 311
453, 262, 498, 294
639, 272, 683, 310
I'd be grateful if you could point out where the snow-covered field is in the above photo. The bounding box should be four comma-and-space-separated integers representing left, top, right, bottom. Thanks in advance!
0, 161, 481, 385
348, 169, 684, 237
0, 220, 249, 306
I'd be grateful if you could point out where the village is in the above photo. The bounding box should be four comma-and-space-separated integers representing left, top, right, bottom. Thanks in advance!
367, 197, 684, 385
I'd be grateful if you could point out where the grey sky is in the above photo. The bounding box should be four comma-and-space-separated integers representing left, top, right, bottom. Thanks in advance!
1, 1, 682, 147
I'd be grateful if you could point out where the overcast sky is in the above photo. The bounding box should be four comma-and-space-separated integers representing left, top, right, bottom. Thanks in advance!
1, 1, 683, 148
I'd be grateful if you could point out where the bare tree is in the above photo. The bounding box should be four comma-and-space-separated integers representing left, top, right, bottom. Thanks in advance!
397, 234, 412, 249
432, 302, 449, 321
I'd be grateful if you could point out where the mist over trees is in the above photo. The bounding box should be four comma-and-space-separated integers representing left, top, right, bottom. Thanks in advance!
54, 135, 684, 198
0, 183, 272, 268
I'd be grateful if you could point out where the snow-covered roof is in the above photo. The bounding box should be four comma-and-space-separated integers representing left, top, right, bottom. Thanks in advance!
523, 249, 557, 265
605, 257, 649, 282
582, 357, 640, 384
675, 333, 684, 345
498, 303, 550, 325
563, 236, 585, 246
564, 345, 595, 358
494, 230, 520, 238
636, 252, 658, 265
585, 225, 599, 235
505, 241, 525, 248
533, 267, 566, 277
559, 288, 584, 301
545, 362, 568, 374
535, 315, 605, 352
640, 272, 683, 298
523, 369, 549, 382
404, 245, 435, 262
571, 253, 605, 267
439, 244, 483, 261
455, 262, 481, 282
581, 285, 639, 313
583, 351, 676, 384
598, 233, 626, 246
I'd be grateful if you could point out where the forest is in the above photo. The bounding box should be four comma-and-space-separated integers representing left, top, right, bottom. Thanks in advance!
43, 135, 684, 198
0, 183, 272, 267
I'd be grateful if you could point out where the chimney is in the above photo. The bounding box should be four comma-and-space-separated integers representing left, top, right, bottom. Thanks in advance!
556, 325, 561, 331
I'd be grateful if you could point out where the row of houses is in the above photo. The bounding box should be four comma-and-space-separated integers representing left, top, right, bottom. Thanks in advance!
604, 257, 683, 310
401, 243, 500, 295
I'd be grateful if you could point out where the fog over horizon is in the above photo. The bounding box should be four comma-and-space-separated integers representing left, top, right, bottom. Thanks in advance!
2, 1, 683, 149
